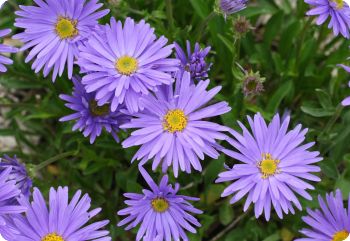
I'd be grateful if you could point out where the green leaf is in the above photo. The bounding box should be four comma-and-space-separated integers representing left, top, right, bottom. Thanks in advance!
219, 201, 234, 225
280, 20, 302, 57
315, 89, 333, 109
319, 159, 339, 179
189, 0, 209, 19
335, 177, 350, 200
263, 233, 280, 241
301, 105, 335, 117
267, 80, 293, 113
264, 11, 283, 46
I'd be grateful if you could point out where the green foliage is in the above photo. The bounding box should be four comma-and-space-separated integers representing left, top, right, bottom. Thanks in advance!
1, 0, 350, 240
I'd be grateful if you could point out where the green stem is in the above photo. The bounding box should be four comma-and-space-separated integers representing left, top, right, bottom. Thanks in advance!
296, 18, 312, 67
322, 104, 344, 135
235, 38, 241, 60
35, 150, 77, 171
209, 212, 247, 241
196, 12, 216, 42
7, 0, 19, 10
165, 0, 175, 33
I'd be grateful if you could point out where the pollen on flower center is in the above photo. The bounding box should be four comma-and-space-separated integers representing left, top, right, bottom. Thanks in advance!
55, 17, 78, 39
151, 197, 169, 212
332, 230, 349, 241
331, 0, 344, 9
42, 233, 65, 241
163, 109, 188, 133
89, 100, 110, 116
115, 56, 138, 75
258, 153, 280, 179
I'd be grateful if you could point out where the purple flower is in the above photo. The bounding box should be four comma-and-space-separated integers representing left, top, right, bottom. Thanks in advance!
219, 0, 248, 17
117, 166, 202, 241
174, 41, 211, 80
0, 215, 19, 240
338, 64, 350, 106
0, 29, 17, 72
216, 113, 322, 220
60, 76, 130, 144
0, 155, 32, 198
10, 186, 111, 241
13, 0, 109, 81
295, 189, 350, 241
305, 0, 350, 38
0, 167, 27, 239
77, 17, 180, 113
121, 72, 231, 177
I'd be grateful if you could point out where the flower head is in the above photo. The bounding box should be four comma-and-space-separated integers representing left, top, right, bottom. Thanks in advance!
0, 29, 17, 72
233, 16, 252, 37
0, 167, 27, 239
0, 155, 32, 198
242, 70, 265, 97
60, 76, 130, 144
13, 0, 109, 81
10, 186, 111, 241
77, 17, 180, 113
174, 41, 212, 80
295, 189, 350, 241
121, 72, 231, 177
216, 113, 322, 220
218, 0, 248, 18
117, 166, 202, 241
305, 0, 350, 38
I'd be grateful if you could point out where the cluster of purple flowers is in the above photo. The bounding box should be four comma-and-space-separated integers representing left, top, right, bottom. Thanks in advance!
0, 0, 349, 240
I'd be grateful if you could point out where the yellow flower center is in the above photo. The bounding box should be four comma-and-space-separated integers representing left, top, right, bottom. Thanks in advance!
331, 0, 344, 9
115, 56, 138, 75
163, 109, 188, 133
258, 153, 280, 179
89, 100, 110, 116
42, 233, 64, 241
55, 17, 78, 39
332, 230, 349, 241
151, 198, 169, 213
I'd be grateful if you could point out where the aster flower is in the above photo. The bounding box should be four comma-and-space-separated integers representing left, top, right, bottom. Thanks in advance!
117, 166, 202, 241
0, 155, 32, 198
0, 215, 20, 240
77, 17, 180, 113
0, 167, 27, 240
218, 0, 248, 18
13, 0, 109, 81
0, 29, 17, 72
174, 41, 212, 81
60, 76, 129, 144
216, 113, 322, 220
10, 186, 111, 241
121, 72, 231, 177
295, 189, 350, 241
305, 0, 350, 38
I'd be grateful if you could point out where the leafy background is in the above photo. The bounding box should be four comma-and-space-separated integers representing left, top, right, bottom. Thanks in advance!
1, 0, 350, 240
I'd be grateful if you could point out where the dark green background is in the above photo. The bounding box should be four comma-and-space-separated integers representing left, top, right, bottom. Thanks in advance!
1, 0, 350, 240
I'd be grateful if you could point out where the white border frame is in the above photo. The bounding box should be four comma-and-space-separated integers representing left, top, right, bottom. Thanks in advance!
0, 0, 7, 9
